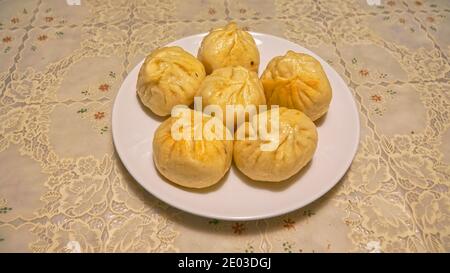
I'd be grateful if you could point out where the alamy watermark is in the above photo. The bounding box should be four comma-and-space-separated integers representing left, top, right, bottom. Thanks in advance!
366, 0, 381, 6
66, 0, 81, 5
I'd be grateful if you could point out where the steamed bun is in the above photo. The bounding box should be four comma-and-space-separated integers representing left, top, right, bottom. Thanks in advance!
233, 107, 318, 182
153, 108, 233, 188
137, 46, 206, 116
196, 66, 266, 128
261, 51, 332, 121
198, 22, 260, 74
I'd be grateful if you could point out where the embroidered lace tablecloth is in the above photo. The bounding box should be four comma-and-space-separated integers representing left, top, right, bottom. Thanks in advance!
0, 0, 449, 253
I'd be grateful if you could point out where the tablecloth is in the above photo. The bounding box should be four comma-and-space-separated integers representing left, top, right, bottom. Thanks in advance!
0, 0, 449, 253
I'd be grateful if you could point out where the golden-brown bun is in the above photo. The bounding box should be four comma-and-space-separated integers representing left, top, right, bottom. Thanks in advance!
137, 46, 205, 116
233, 107, 317, 182
261, 51, 332, 121
196, 66, 266, 128
153, 108, 233, 188
198, 22, 260, 74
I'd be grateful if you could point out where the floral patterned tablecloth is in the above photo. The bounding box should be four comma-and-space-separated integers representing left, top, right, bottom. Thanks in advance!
0, 0, 449, 253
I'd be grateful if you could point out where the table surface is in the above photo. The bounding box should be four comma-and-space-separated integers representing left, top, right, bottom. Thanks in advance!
0, 0, 449, 253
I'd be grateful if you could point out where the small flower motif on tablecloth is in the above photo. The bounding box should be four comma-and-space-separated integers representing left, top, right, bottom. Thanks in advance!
2, 36, 12, 43
244, 244, 254, 253
208, 8, 216, 15
425, 15, 444, 32
94, 111, 105, 120
208, 219, 220, 225
37, 35, 48, 41
0, 202, 11, 243
303, 209, 315, 217
100, 126, 108, 134
368, 89, 396, 116
282, 241, 294, 253
232, 223, 245, 235
98, 83, 110, 92
371, 94, 382, 102
239, 8, 246, 14
11, 17, 19, 24
373, 107, 382, 116
77, 108, 87, 114
359, 68, 369, 77
0, 207, 12, 214
283, 218, 296, 230
414, 1, 422, 6
378, 73, 388, 79
386, 0, 395, 6
386, 89, 396, 95
45, 16, 54, 23
399, 18, 406, 24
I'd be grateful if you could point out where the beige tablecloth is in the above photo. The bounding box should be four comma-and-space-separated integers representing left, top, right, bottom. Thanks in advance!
0, 0, 449, 253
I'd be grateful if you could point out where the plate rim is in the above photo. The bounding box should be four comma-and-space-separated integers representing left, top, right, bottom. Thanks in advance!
112, 31, 360, 221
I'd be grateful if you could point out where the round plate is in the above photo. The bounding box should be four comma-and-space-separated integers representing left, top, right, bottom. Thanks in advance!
112, 32, 360, 221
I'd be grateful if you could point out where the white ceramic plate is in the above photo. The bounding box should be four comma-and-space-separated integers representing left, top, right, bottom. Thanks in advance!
112, 32, 360, 221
